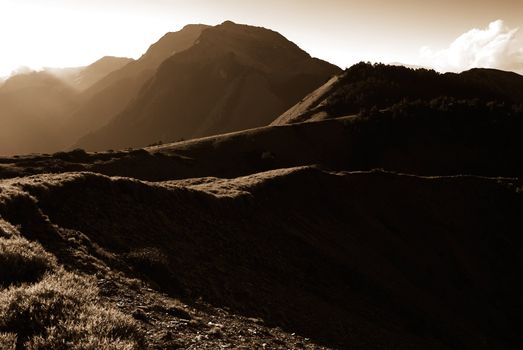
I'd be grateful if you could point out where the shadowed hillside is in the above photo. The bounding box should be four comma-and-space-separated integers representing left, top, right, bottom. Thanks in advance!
272, 62, 523, 125
75, 21, 340, 151
3, 97, 522, 180
0, 167, 522, 349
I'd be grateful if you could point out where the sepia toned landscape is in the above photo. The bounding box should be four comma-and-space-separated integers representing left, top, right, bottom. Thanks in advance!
0, 1, 522, 349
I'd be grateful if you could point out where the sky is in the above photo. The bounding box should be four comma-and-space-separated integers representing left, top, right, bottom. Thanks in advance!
0, 0, 522, 77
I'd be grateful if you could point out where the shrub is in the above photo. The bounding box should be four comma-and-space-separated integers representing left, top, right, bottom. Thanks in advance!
126, 248, 184, 295
0, 333, 16, 350
51, 149, 89, 163
0, 236, 57, 287
126, 247, 171, 282
0, 270, 144, 349
0, 220, 17, 238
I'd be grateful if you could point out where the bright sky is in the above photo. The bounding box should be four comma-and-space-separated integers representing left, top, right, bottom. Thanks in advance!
0, 0, 522, 77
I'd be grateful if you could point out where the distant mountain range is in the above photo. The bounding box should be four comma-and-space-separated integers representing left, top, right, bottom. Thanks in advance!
0, 71, 79, 154
0, 21, 339, 155
74, 21, 340, 151
46, 56, 133, 91
1, 23, 523, 156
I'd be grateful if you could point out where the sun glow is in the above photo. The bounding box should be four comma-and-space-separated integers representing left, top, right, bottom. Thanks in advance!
0, 1, 180, 77
1, 0, 522, 78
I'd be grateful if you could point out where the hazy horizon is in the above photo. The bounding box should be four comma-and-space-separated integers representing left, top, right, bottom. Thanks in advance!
1, 0, 522, 78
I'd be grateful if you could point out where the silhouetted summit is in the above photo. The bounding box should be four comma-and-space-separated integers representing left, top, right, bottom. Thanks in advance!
59, 24, 210, 147
75, 21, 340, 151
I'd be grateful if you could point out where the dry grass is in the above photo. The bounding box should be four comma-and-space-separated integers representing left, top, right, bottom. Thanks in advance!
0, 230, 144, 349
0, 270, 144, 349
0, 185, 144, 347
0, 236, 57, 287
0, 333, 16, 350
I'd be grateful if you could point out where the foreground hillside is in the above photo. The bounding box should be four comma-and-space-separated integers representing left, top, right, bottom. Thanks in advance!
1, 166, 522, 349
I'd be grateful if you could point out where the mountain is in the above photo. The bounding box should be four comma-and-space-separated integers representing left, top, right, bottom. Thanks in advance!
272, 62, 523, 125
0, 57, 132, 156
43, 65, 83, 87
72, 56, 133, 91
46, 56, 133, 91
75, 21, 341, 151
59, 24, 210, 147
0, 71, 80, 155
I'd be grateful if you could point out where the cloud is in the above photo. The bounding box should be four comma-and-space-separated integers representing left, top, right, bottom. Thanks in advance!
420, 20, 523, 74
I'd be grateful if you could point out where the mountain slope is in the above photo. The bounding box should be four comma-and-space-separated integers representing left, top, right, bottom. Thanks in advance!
45, 56, 133, 91
272, 63, 523, 125
59, 25, 209, 147
3, 97, 522, 180
73, 56, 134, 91
75, 21, 341, 151
0, 72, 80, 155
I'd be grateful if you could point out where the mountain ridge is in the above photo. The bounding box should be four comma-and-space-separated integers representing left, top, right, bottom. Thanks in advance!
45, 56, 133, 91
57, 24, 211, 149
0, 71, 80, 155
272, 63, 523, 125
74, 21, 340, 151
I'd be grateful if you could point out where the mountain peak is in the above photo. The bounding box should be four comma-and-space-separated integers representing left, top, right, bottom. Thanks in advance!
75, 22, 341, 151
182, 23, 210, 30
0, 70, 62, 93
220, 20, 237, 26
141, 24, 210, 62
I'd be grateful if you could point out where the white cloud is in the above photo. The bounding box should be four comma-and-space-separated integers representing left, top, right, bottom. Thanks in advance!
419, 20, 523, 74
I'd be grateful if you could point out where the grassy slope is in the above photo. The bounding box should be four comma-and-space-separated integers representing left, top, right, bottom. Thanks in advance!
0, 173, 331, 349
2, 105, 522, 181
1, 167, 522, 349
